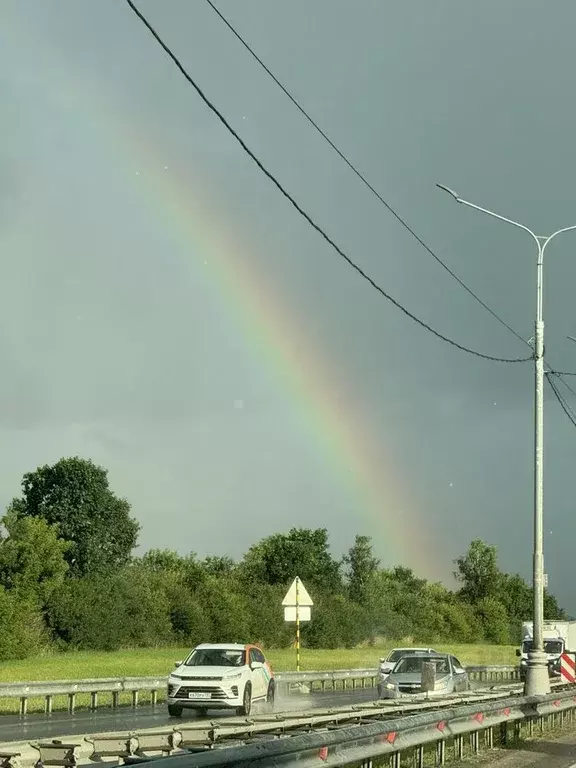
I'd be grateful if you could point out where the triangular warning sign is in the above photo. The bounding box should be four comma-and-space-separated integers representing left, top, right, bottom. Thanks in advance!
282, 577, 313, 606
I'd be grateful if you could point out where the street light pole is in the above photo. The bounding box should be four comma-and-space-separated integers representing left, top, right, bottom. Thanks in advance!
437, 184, 576, 697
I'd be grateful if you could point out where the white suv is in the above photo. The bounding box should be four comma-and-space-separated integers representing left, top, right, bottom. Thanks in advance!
167, 643, 275, 717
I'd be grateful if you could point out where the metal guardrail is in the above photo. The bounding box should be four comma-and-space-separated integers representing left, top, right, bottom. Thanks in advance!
0, 685, 529, 768
161, 686, 576, 768
0, 665, 520, 716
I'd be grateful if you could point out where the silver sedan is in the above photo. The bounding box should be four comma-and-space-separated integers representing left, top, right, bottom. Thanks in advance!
377, 653, 470, 699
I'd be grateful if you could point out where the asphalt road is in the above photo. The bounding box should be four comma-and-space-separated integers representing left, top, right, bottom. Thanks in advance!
0, 679, 519, 745
0, 689, 379, 743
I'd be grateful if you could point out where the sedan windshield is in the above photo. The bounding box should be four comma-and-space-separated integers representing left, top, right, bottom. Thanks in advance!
185, 648, 245, 667
393, 656, 450, 675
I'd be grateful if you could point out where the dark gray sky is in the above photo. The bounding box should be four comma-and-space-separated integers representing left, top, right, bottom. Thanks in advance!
3, 0, 576, 608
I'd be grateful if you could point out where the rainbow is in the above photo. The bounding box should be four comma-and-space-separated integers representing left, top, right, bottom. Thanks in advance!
6, 6, 439, 578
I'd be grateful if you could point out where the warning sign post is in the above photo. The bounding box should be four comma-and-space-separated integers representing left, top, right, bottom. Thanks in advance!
560, 653, 575, 684
282, 577, 313, 673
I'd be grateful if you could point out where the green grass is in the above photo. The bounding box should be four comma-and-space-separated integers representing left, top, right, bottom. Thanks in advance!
0, 644, 516, 715
0, 642, 517, 683
0, 644, 517, 716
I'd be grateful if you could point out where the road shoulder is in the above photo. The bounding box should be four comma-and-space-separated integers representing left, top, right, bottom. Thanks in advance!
462, 731, 576, 768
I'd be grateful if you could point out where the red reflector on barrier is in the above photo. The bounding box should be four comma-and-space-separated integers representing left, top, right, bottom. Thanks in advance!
554, 700, 561, 707
437, 721, 446, 732
474, 713, 484, 723
385, 732, 397, 744
318, 747, 328, 761
503, 708, 511, 716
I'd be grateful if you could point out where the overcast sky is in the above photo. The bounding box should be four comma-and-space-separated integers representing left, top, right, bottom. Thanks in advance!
3, 0, 576, 609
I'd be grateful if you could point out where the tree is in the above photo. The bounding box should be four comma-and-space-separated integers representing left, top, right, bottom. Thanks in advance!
343, 535, 379, 603
46, 569, 172, 651
475, 597, 511, 644
0, 586, 48, 660
10, 457, 140, 577
0, 511, 69, 606
202, 556, 236, 577
454, 539, 502, 604
240, 528, 342, 592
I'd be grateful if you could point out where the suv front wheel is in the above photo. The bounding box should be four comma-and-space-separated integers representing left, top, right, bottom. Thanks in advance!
236, 683, 252, 716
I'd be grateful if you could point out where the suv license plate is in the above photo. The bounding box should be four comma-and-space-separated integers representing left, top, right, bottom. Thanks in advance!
188, 692, 211, 699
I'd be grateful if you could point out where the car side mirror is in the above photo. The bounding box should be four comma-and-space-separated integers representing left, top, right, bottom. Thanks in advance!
174, 661, 183, 667
515, 649, 521, 657
379, 658, 385, 664
251, 661, 263, 670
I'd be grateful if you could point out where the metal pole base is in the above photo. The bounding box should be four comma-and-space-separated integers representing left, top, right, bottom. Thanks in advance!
524, 651, 551, 696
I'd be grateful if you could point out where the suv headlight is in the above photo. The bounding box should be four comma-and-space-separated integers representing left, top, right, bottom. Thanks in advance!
225, 672, 242, 681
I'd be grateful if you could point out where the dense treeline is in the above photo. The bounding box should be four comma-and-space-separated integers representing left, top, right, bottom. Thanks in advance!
0, 457, 567, 659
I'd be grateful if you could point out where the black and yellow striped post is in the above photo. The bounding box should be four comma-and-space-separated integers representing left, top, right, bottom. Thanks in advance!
295, 577, 300, 672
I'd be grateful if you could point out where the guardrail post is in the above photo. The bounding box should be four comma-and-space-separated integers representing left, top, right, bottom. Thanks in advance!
414, 745, 424, 768
454, 735, 464, 760
486, 725, 494, 749
469, 731, 479, 754
151, 690, 158, 706
68, 693, 76, 713
45, 695, 53, 715
112, 691, 119, 708
19, 697, 27, 717
435, 739, 446, 765
90, 692, 98, 710
132, 690, 139, 708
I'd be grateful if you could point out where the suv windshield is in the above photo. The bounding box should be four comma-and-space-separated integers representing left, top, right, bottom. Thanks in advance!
185, 648, 245, 667
394, 656, 450, 675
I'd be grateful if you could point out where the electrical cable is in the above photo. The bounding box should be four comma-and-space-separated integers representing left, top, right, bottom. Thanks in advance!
123, 0, 533, 365
548, 371, 576, 400
203, 0, 532, 352
546, 373, 576, 428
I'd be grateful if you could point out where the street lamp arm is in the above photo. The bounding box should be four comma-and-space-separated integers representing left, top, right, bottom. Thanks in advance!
541, 224, 576, 257
436, 183, 541, 250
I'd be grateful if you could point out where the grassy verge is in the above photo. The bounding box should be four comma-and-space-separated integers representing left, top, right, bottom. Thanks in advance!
0, 643, 517, 716
0, 643, 517, 683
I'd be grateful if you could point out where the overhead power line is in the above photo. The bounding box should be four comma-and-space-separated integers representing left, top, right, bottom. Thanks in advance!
123, 0, 533, 365
203, 0, 531, 352
556, 374, 576, 400
546, 373, 576, 428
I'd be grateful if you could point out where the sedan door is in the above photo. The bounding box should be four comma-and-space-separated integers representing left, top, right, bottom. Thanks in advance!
450, 656, 469, 691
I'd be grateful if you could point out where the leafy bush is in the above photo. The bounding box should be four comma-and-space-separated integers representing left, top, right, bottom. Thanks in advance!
0, 457, 568, 657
